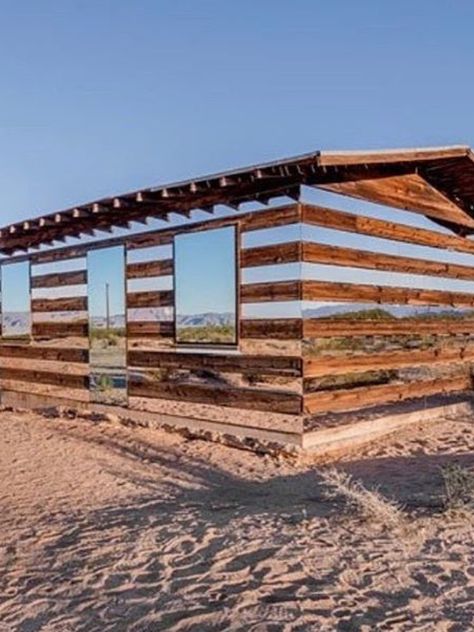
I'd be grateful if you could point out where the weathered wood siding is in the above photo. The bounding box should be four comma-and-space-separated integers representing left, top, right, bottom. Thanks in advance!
301, 203, 474, 416
0, 204, 305, 433
2, 199, 473, 436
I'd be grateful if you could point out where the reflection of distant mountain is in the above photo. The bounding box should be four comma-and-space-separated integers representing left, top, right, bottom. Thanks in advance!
177, 312, 234, 327
91, 315, 126, 328
92, 312, 234, 328
303, 303, 473, 319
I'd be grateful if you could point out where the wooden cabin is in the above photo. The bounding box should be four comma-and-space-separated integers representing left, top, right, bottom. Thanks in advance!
2, 145, 474, 453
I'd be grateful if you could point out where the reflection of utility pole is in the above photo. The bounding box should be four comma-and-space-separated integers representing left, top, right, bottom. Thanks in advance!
105, 283, 110, 331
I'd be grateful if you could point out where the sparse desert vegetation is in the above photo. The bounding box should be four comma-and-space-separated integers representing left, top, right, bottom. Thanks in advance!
176, 323, 236, 344
320, 467, 406, 530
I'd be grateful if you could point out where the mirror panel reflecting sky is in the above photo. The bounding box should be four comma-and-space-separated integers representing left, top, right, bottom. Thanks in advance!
174, 226, 237, 345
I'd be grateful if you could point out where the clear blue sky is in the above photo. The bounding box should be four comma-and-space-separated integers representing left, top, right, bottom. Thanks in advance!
0, 0, 473, 225
175, 227, 236, 317
88, 246, 125, 319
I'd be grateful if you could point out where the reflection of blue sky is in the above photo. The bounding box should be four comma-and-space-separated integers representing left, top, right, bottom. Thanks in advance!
127, 276, 172, 293
303, 225, 474, 267
242, 224, 302, 248
127, 245, 172, 263
175, 227, 236, 316
303, 263, 474, 293
2, 262, 30, 312
242, 263, 301, 284
243, 302, 302, 319
88, 246, 125, 318
31, 257, 86, 276
302, 187, 460, 235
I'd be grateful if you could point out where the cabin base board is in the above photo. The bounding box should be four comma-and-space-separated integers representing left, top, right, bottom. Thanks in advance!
2, 389, 473, 457
0, 390, 302, 449
301, 398, 474, 456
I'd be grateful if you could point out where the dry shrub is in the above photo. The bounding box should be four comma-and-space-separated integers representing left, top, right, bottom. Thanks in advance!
320, 468, 406, 529
441, 463, 474, 511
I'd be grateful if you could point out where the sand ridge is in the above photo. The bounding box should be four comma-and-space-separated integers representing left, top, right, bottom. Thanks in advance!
2, 411, 474, 630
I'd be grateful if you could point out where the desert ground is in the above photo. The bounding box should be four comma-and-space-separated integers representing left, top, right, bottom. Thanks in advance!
2, 410, 474, 630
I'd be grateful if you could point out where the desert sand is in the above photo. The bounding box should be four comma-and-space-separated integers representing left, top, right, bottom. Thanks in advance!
2, 410, 474, 630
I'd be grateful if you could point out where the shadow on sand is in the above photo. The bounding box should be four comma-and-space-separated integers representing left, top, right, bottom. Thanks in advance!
3, 421, 474, 631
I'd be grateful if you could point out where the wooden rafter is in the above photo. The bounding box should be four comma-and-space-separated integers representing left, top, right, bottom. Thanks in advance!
2, 145, 474, 254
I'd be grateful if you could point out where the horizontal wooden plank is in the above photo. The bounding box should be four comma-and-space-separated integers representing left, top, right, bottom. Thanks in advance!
303, 318, 474, 337
320, 173, 474, 229
302, 280, 474, 307
302, 241, 474, 281
129, 378, 302, 414
126, 259, 173, 279
31, 296, 88, 312
241, 238, 474, 281
0, 345, 88, 363
241, 318, 303, 340
239, 204, 302, 233
241, 242, 300, 268
240, 238, 474, 282
127, 321, 174, 338
32, 320, 89, 338
128, 350, 302, 376
304, 375, 471, 414
127, 290, 174, 309
301, 203, 474, 256
304, 344, 474, 378
128, 205, 302, 250
0, 367, 89, 389
319, 147, 468, 167
31, 269, 87, 289
241, 281, 301, 303
13, 204, 300, 265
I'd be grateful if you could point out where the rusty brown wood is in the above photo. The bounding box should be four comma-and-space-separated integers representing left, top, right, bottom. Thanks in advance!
302, 280, 474, 307
304, 344, 474, 378
127, 321, 175, 337
0, 367, 89, 389
126, 260, 174, 279
241, 318, 303, 339
301, 204, 474, 256
127, 290, 174, 309
0, 345, 88, 363
128, 349, 302, 376
241, 281, 302, 303
129, 377, 302, 414
303, 318, 474, 337
31, 269, 87, 289
32, 321, 89, 338
31, 297, 88, 312
304, 375, 471, 414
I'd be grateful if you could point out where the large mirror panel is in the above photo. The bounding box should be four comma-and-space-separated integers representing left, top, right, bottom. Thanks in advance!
88, 246, 127, 405
174, 226, 237, 345
1, 261, 31, 340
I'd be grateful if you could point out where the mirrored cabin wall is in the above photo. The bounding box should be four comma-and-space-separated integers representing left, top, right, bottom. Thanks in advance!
1, 261, 31, 340
300, 202, 474, 423
174, 226, 238, 345
88, 246, 127, 405
0, 204, 306, 442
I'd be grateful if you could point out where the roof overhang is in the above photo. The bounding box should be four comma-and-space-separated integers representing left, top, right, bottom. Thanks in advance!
1, 144, 474, 255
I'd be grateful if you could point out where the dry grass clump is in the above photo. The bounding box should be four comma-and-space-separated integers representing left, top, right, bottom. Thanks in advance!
320, 468, 406, 530
441, 463, 474, 511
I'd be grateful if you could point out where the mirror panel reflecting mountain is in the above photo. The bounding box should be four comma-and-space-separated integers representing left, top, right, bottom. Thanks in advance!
1, 261, 31, 340
174, 226, 237, 345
